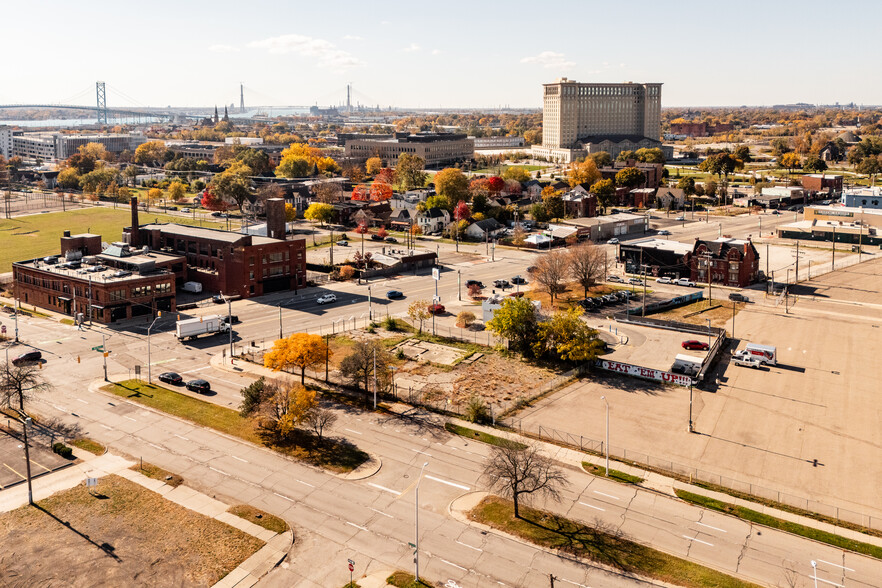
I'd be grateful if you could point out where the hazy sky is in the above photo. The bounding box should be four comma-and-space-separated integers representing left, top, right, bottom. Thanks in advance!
5, 0, 881, 109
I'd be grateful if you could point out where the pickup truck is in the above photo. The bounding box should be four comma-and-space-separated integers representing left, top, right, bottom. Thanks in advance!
733, 356, 762, 369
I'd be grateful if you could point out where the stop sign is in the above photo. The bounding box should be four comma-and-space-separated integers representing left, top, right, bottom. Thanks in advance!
348, 563, 354, 572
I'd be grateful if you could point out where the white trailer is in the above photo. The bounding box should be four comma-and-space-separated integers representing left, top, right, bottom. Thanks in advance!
181, 281, 203, 293
672, 354, 704, 377
176, 315, 230, 341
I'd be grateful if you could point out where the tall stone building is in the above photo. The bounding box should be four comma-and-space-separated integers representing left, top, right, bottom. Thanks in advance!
532, 78, 665, 163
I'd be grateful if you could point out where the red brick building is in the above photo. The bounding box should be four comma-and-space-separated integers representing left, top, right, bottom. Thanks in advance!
684, 238, 760, 287
801, 174, 843, 195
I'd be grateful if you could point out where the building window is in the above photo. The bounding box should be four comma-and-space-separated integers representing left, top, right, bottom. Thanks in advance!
249, 256, 255, 266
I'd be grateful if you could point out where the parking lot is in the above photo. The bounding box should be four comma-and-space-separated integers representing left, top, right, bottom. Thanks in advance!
587, 319, 710, 372
514, 256, 882, 518
0, 428, 73, 489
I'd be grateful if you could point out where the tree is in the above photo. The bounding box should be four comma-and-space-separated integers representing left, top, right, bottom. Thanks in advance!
590, 179, 616, 214
369, 181, 393, 201
303, 202, 335, 227
699, 152, 741, 180
434, 168, 470, 203
365, 156, 383, 176
615, 167, 645, 189
78, 142, 109, 162
704, 179, 718, 198
264, 333, 330, 385
210, 165, 252, 213
395, 153, 427, 191
587, 151, 612, 167
512, 224, 527, 249
634, 147, 665, 164
239, 377, 267, 417
468, 283, 483, 299
456, 311, 476, 329
533, 249, 570, 303
304, 407, 337, 445
258, 380, 317, 438
134, 141, 169, 166
803, 157, 827, 173
201, 188, 228, 211
408, 300, 431, 334
569, 242, 605, 298
284, 203, 297, 222
733, 145, 752, 163
375, 168, 395, 184
487, 296, 539, 355
567, 159, 600, 187
487, 176, 505, 195
339, 340, 391, 393
275, 155, 310, 178
313, 182, 343, 204
856, 155, 882, 180
234, 147, 272, 175
534, 308, 604, 362
57, 167, 80, 189
146, 187, 163, 206
502, 166, 531, 183
677, 176, 696, 196
167, 180, 186, 203
454, 200, 471, 223
1, 361, 51, 411
770, 138, 792, 158
779, 152, 802, 174
256, 183, 286, 209
481, 440, 568, 519
377, 225, 388, 238
66, 153, 96, 175
529, 202, 550, 223
616, 150, 636, 162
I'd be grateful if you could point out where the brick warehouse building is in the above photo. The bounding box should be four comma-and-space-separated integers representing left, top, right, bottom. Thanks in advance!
123, 197, 306, 298
684, 237, 760, 288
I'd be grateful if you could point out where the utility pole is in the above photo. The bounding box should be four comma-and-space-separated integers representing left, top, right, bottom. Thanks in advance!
832, 226, 835, 270
373, 348, 377, 409
102, 334, 108, 382
278, 304, 283, 340
795, 241, 800, 283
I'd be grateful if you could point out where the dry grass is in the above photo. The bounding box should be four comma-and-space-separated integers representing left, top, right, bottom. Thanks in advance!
228, 505, 289, 534
130, 461, 183, 487
0, 474, 264, 587
70, 438, 105, 456
652, 299, 743, 328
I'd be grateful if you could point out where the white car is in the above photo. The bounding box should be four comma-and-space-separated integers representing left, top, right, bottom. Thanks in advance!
608, 238, 620, 244
628, 277, 644, 285
657, 229, 671, 235
675, 216, 686, 221
607, 275, 625, 283
316, 293, 337, 305
656, 276, 673, 284
675, 278, 696, 287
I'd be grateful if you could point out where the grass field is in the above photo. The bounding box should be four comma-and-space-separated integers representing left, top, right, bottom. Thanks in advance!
0, 207, 226, 272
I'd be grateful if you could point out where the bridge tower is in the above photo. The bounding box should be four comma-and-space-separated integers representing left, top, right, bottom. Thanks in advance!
240, 83, 245, 113
96, 81, 108, 125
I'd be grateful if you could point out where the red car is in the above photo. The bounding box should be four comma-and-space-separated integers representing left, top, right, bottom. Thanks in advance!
428, 303, 445, 315
681, 340, 709, 351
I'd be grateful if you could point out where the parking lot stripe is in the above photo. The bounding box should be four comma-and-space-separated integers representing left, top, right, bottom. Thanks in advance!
4, 463, 24, 479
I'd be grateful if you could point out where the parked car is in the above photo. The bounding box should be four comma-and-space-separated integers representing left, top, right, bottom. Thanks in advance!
607, 275, 624, 283
158, 372, 183, 385
733, 356, 762, 369
428, 303, 445, 315
12, 351, 42, 365
112, 269, 131, 278
316, 293, 337, 305
465, 280, 484, 289
728, 292, 749, 302
493, 279, 511, 289
675, 216, 686, 221
370, 234, 384, 241
656, 276, 673, 284
525, 266, 537, 274
682, 340, 710, 351
511, 276, 527, 285
628, 278, 644, 285
336, 240, 349, 246
211, 294, 226, 304
602, 293, 618, 303
771, 210, 781, 215
674, 278, 696, 287
181, 208, 191, 214
386, 290, 404, 299
616, 291, 631, 301
384, 236, 398, 243
185, 379, 211, 393
608, 238, 619, 244
657, 229, 671, 235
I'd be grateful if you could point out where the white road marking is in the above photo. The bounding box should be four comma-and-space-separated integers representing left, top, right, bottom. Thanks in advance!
296, 479, 314, 488
148, 442, 163, 450
411, 448, 432, 456
592, 490, 620, 500
368, 482, 402, 496
455, 540, 482, 552
810, 577, 844, 588
683, 534, 714, 547
696, 521, 727, 533
209, 466, 229, 476
52, 404, 67, 412
817, 560, 855, 572
273, 492, 294, 502
425, 475, 470, 491
230, 455, 248, 463
123, 416, 137, 422
370, 508, 393, 518
174, 434, 189, 441
344, 428, 362, 435
181, 366, 211, 374
579, 501, 606, 512
346, 522, 369, 532
100, 424, 113, 430
76, 398, 89, 404
557, 579, 591, 588
440, 559, 467, 571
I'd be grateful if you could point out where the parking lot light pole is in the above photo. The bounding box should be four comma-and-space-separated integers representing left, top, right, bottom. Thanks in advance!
368, 285, 372, 322
600, 396, 609, 476
11, 410, 34, 505
415, 461, 429, 583
706, 318, 711, 349
278, 303, 283, 340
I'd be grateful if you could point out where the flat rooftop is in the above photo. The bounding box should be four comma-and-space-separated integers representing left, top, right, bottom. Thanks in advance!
15, 250, 181, 284
563, 213, 647, 228
623, 238, 693, 255
138, 223, 287, 245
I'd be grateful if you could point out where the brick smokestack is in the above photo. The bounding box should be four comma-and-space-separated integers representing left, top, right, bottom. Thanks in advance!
130, 196, 140, 248
266, 198, 286, 240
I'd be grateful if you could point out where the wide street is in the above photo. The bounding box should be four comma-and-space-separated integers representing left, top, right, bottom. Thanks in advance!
1, 210, 876, 587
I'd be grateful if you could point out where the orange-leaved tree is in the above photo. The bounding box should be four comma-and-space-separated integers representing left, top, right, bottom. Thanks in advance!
264, 333, 330, 385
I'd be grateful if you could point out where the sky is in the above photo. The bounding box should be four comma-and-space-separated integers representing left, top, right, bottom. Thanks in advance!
5, 0, 882, 110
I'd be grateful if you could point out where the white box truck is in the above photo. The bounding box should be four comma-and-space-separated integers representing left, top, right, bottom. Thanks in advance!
181, 281, 203, 293
176, 315, 230, 341
672, 354, 704, 377
735, 343, 777, 365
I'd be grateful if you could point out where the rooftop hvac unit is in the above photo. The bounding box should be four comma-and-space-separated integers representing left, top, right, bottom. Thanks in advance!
142, 245, 150, 254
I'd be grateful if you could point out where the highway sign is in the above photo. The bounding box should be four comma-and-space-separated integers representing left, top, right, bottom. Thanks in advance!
91, 345, 104, 352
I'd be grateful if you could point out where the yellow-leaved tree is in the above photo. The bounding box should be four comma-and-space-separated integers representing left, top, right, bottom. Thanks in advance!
264, 333, 331, 384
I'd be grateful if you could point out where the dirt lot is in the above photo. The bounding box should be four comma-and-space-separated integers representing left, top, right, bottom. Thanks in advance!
0, 475, 264, 587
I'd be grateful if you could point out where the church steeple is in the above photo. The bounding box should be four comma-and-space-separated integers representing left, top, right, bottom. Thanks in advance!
213, 105, 219, 124
223, 106, 229, 122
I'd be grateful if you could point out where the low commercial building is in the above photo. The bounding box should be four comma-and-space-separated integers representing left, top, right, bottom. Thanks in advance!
804, 205, 882, 228
472, 136, 525, 150
776, 219, 881, 246
561, 212, 649, 241
842, 187, 882, 209
684, 238, 760, 287
343, 132, 474, 168
619, 238, 693, 277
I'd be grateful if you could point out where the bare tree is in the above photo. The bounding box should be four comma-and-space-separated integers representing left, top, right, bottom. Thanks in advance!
339, 340, 392, 393
532, 249, 570, 303
569, 242, 606, 298
1, 361, 52, 411
305, 407, 338, 444
313, 181, 343, 204
481, 440, 568, 518
256, 183, 285, 209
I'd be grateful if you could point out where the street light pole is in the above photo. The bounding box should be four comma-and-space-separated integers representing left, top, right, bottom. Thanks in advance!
368, 285, 372, 322
147, 314, 161, 384
600, 396, 609, 476
415, 461, 429, 583
706, 318, 711, 350
221, 292, 233, 359
278, 303, 283, 340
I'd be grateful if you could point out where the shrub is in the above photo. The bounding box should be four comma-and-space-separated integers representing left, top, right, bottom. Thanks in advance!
52, 442, 74, 459
383, 316, 402, 331
338, 265, 356, 281
456, 311, 476, 329
396, 348, 405, 360
464, 396, 491, 424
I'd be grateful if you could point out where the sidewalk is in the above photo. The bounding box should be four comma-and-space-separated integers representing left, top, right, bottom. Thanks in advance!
0, 443, 292, 588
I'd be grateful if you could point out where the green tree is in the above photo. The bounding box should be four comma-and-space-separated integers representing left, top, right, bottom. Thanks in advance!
533, 308, 604, 362
486, 296, 539, 355
234, 147, 272, 175
676, 176, 696, 196
239, 377, 267, 417
733, 145, 752, 163
803, 157, 827, 173
615, 167, 645, 189
616, 150, 636, 162
529, 202, 550, 223
210, 163, 252, 213
705, 179, 718, 198
395, 153, 426, 191
433, 168, 470, 203
699, 152, 741, 180
57, 167, 80, 189
634, 147, 665, 164
422, 194, 452, 212
856, 155, 882, 180
590, 179, 616, 213
303, 202, 335, 227
275, 155, 310, 178
502, 166, 531, 183
587, 151, 612, 167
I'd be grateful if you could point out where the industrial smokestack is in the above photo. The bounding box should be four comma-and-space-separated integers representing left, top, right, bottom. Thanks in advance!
130, 197, 140, 248
266, 198, 286, 240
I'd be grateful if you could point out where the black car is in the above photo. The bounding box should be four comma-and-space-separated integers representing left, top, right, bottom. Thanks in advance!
185, 379, 211, 393
370, 234, 385, 241
12, 351, 42, 365
511, 276, 527, 285
221, 315, 240, 324
465, 280, 484, 289
384, 236, 398, 243
386, 290, 404, 299
158, 372, 183, 385
493, 279, 511, 289
728, 293, 749, 302
211, 295, 225, 304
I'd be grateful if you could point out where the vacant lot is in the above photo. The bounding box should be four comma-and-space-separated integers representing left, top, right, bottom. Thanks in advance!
0, 475, 263, 587
0, 207, 224, 272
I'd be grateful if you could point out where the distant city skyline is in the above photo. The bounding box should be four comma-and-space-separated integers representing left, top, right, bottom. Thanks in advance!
5, 0, 881, 110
